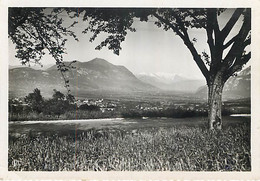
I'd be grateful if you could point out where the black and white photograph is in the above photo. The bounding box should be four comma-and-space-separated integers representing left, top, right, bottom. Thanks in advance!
1, 1, 260, 179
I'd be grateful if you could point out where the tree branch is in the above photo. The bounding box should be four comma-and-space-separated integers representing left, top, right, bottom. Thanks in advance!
152, 12, 185, 39
33, 22, 71, 93
223, 8, 251, 69
223, 34, 239, 49
242, 37, 251, 48
224, 52, 251, 80
153, 11, 210, 82
206, 10, 216, 60
221, 8, 244, 40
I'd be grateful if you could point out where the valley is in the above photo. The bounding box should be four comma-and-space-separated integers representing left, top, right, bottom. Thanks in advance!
9, 58, 251, 100
8, 58, 251, 172
8, 58, 251, 121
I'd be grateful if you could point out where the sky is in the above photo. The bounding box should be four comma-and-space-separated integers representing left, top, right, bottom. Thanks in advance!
9, 8, 250, 80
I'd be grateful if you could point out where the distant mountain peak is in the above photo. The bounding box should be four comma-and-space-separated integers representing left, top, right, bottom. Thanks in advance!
88, 58, 112, 65
136, 72, 206, 92
9, 58, 155, 98
137, 72, 197, 82
155, 72, 176, 79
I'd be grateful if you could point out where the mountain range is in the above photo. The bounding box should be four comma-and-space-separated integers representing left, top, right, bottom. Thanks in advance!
9, 58, 251, 100
136, 72, 206, 92
9, 58, 154, 98
195, 66, 251, 100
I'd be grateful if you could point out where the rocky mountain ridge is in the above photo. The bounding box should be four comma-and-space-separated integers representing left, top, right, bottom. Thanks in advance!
9, 58, 155, 98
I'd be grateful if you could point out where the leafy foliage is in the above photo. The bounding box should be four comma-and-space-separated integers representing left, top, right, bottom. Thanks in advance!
9, 8, 78, 65
66, 93, 76, 104
9, 8, 79, 91
14, 88, 76, 118
24, 88, 44, 114
79, 104, 100, 111
8, 98, 30, 116
80, 8, 139, 55
43, 89, 76, 117
52, 89, 65, 101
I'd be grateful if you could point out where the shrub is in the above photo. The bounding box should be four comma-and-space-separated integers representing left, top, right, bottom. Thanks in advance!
79, 104, 100, 111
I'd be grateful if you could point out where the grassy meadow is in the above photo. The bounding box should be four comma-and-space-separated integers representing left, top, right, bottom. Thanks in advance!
9, 122, 250, 171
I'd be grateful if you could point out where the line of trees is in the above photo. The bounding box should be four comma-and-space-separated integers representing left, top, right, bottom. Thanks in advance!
9, 88, 107, 121
9, 88, 76, 119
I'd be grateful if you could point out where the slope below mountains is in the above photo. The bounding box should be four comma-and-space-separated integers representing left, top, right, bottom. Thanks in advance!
195, 66, 251, 100
9, 58, 155, 98
136, 72, 206, 92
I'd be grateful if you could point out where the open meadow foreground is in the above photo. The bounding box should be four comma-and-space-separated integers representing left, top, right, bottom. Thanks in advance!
8, 7, 252, 172
9, 117, 250, 171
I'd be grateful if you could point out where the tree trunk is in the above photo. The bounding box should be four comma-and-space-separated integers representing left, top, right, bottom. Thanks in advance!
208, 73, 224, 130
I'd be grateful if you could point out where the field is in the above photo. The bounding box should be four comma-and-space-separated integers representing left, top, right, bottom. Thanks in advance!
8, 91, 251, 171
8, 118, 250, 171
9, 90, 250, 122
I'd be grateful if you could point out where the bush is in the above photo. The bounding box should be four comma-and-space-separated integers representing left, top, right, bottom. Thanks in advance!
121, 108, 208, 118
79, 104, 100, 111
24, 88, 44, 114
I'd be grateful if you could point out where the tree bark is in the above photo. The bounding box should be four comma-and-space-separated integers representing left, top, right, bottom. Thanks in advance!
208, 72, 224, 130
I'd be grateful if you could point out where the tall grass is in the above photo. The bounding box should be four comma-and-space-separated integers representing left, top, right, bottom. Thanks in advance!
9, 123, 250, 171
